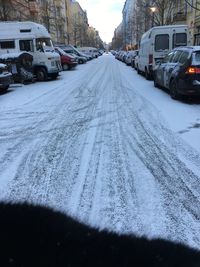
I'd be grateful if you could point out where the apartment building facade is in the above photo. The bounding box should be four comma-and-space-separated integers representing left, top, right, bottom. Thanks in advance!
0, 0, 102, 47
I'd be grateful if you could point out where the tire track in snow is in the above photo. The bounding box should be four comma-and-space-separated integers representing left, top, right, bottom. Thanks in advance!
1, 60, 110, 207
1, 55, 200, 250
111, 60, 200, 248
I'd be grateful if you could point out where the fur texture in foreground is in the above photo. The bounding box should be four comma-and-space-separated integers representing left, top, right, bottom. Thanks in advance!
0, 202, 200, 267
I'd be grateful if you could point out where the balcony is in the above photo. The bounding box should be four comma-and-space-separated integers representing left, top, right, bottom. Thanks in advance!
173, 12, 187, 22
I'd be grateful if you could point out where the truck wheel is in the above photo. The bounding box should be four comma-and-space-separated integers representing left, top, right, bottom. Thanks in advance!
170, 80, 179, 100
36, 68, 48, 81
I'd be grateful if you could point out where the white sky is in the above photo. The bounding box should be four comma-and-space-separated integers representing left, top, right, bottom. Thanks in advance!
77, 0, 124, 43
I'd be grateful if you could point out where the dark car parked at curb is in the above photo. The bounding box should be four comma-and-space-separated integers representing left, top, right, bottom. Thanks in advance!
54, 47, 78, 70
154, 46, 200, 99
0, 63, 13, 92
131, 50, 139, 68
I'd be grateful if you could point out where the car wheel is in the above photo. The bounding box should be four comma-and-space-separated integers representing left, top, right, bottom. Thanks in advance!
62, 64, 70, 71
153, 77, 159, 88
145, 68, 151, 80
51, 73, 59, 80
36, 68, 48, 81
1, 85, 9, 92
170, 80, 179, 100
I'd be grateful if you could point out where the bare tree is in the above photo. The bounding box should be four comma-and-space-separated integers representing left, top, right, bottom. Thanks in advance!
184, 0, 200, 11
152, 0, 175, 25
39, 0, 54, 32
0, 0, 12, 21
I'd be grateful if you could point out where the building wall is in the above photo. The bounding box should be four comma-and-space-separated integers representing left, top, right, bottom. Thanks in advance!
0, 0, 34, 21
36, 0, 67, 44
172, 0, 195, 44
70, 1, 88, 46
0, 0, 101, 47
122, 0, 135, 49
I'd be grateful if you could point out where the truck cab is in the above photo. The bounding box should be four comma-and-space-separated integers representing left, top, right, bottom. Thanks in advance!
0, 21, 62, 81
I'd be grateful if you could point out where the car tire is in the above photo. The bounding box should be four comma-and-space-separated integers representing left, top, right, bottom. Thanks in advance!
1, 85, 9, 92
145, 68, 151, 80
153, 77, 159, 88
170, 80, 179, 100
62, 64, 70, 71
51, 73, 59, 80
36, 68, 48, 81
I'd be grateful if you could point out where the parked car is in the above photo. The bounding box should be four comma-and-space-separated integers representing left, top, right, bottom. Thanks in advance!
78, 47, 99, 58
116, 51, 127, 61
61, 49, 87, 64
69, 53, 87, 64
131, 50, 139, 68
58, 45, 89, 61
0, 63, 13, 91
122, 51, 128, 62
154, 46, 200, 99
124, 50, 138, 66
54, 47, 78, 70
134, 55, 139, 71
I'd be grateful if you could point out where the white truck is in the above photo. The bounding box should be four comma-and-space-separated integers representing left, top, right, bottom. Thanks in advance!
137, 25, 191, 80
0, 21, 62, 81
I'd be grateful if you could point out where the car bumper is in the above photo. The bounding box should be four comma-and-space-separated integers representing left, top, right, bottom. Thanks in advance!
178, 79, 200, 95
69, 62, 78, 68
0, 73, 13, 88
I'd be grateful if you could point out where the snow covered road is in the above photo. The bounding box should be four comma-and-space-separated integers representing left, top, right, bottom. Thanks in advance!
1, 54, 200, 249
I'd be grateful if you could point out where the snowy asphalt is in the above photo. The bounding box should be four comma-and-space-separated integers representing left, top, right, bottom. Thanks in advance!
0, 54, 200, 249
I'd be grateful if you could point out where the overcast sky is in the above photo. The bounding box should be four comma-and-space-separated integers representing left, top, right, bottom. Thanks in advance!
77, 0, 124, 43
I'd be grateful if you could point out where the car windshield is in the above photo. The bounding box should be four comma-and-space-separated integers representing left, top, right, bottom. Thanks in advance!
36, 38, 54, 52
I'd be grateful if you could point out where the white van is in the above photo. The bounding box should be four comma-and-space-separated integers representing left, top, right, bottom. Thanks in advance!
0, 21, 62, 81
137, 25, 190, 79
78, 47, 99, 58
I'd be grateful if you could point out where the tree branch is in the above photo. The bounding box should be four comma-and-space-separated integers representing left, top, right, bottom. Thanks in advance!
184, 0, 200, 11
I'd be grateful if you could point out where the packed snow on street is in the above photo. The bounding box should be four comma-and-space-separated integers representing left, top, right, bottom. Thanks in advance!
1, 53, 200, 250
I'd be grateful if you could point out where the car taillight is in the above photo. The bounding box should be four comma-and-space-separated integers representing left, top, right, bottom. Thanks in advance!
149, 54, 153, 64
186, 67, 200, 74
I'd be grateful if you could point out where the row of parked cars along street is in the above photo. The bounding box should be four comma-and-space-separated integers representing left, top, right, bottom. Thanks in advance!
113, 24, 200, 100
0, 21, 104, 92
